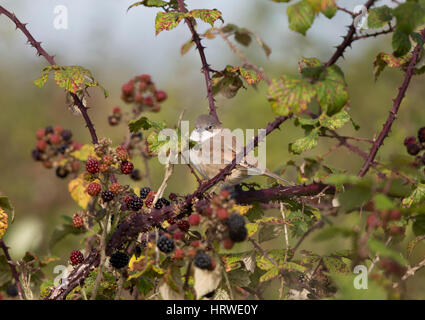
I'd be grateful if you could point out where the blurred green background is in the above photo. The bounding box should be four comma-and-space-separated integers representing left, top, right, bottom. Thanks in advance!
1, 0, 425, 299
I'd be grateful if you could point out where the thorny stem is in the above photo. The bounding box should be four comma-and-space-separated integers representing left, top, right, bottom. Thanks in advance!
358, 28, 425, 177
177, 0, 219, 123
0, 5, 99, 145
0, 239, 25, 299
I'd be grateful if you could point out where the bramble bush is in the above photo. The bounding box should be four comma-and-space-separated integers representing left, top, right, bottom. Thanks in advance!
1, 0, 425, 300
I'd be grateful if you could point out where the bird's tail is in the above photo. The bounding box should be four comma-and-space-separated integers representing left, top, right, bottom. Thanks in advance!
262, 169, 294, 186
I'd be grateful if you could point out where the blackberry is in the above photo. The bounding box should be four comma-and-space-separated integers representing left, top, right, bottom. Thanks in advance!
177, 220, 190, 232
6, 284, 18, 297
128, 196, 143, 211
45, 125, 54, 134
140, 187, 152, 199
31, 149, 42, 161
72, 214, 84, 228
56, 166, 69, 178
418, 127, 425, 143
404, 136, 417, 146
194, 252, 212, 270
109, 251, 129, 269
130, 169, 142, 181
121, 161, 134, 174
157, 235, 175, 253
226, 214, 247, 242
406, 143, 420, 155
61, 129, 73, 141
154, 197, 170, 209
87, 182, 101, 196
70, 250, 84, 266
58, 144, 67, 154
101, 190, 114, 202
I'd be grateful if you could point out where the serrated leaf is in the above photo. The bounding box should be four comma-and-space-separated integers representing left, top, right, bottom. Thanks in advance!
289, 128, 319, 154
315, 65, 348, 115
189, 9, 222, 27
258, 224, 284, 243
306, 0, 337, 19
268, 75, 316, 116
393, 2, 425, 34
246, 223, 259, 238
368, 6, 393, 29
287, 0, 315, 35
155, 11, 185, 35
68, 174, 91, 209
227, 66, 261, 85
259, 267, 279, 282
323, 256, 350, 273
402, 183, 425, 208
129, 116, 166, 133
127, 0, 168, 11
319, 110, 350, 130
373, 52, 411, 80
392, 29, 411, 57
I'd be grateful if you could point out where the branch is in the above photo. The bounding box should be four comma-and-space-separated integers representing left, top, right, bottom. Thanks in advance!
46, 249, 100, 300
0, 5, 99, 144
324, 0, 377, 68
0, 239, 25, 299
233, 182, 335, 204
176, 0, 219, 122
352, 23, 393, 41
358, 28, 425, 177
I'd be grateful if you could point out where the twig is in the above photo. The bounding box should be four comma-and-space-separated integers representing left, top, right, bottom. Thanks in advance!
368, 236, 392, 273
176, 0, 219, 122
0, 5, 99, 144
0, 239, 25, 299
358, 28, 425, 177
280, 203, 289, 263
393, 257, 425, 289
352, 23, 393, 41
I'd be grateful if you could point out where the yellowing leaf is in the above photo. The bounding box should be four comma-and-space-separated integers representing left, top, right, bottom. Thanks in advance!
70, 144, 96, 161
155, 12, 185, 35
68, 174, 91, 209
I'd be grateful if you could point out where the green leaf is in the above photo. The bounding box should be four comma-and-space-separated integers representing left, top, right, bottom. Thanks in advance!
306, 0, 337, 19
373, 52, 411, 80
268, 75, 316, 116
226, 66, 261, 85
70, 144, 96, 161
258, 224, 284, 243
228, 269, 251, 287
127, 0, 168, 11
259, 267, 279, 282
315, 65, 348, 115
234, 29, 252, 46
368, 238, 407, 265
289, 128, 319, 154
189, 9, 223, 27
319, 110, 350, 130
49, 224, 84, 248
368, 6, 393, 29
287, 0, 315, 35
339, 186, 371, 212
373, 194, 394, 211
330, 273, 387, 299
129, 116, 166, 133
323, 256, 350, 273
393, 2, 425, 34
392, 29, 411, 57
314, 226, 356, 241
155, 11, 185, 35
180, 39, 195, 55
402, 183, 425, 208
413, 215, 425, 236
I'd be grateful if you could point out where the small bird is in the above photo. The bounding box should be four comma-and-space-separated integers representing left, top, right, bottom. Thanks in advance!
188, 114, 292, 187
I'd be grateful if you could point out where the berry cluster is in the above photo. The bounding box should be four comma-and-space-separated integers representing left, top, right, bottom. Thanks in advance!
404, 127, 425, 164
157, 235, 175, 253
365, 202, 404, 236
31, 125, 82, 178
72, 213, 84, 229
70, 250, 84, 266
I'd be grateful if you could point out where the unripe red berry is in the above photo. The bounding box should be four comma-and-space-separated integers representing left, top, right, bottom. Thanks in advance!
121, 161, 134, 174
135, 93, 144, 103
112, 107, 121, 115
139, 81, 147, 91
140, 74, 151, 83
109, 183, 123, 194
389, 209, 402, 221
102, 155, 114, 166
54, 125, 63, 134
144, 96, 154, 106
36, 140, 47, 151
49, 134, 62, 145
174, 248, 185, 259
217, 208, 229, 220
209, 260, 216, 271
99, 164, 109, 173
191, 240, 200, 248
222, 238, 234, 250
72, 141, 82, 151
72, 214, 84, 228
406, 143, 420, 155
155, 90, 167, 102
151, 104, 161, 112
70, 250, 84, 266
87, 182, 101, 196
379, 210, 389, 221
220, 189, 230, 198
43, 160, 53, 169
177, 220, 190, 232
115, 146, 128, 161
122, 81, 134, 96
86, 158, 100, 174
36, 128, 45, 140
189, 214, 201, 226
366, 213, 380, 230
404, 136, 417, 146
173, 231, 184, 241
389, 225, 405, 236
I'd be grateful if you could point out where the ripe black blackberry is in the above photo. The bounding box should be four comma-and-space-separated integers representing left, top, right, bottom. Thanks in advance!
226, 214, 247, 242
101, 190, 114, 202
58, 144, 67, 154
140, 187, 152, 199
109, 251, 130, 269
32, 149, 42, 161
406, 143, 421, 155
56, 166, 69, 178
157, 235, 175, 253
6, 284, 18, 297
154, 197, 170, 209
61, 129, 73, 141
194, 252, 212, 270
418, 127, 425, 143
128, 195, 143, 211
45, 126, 54, 134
